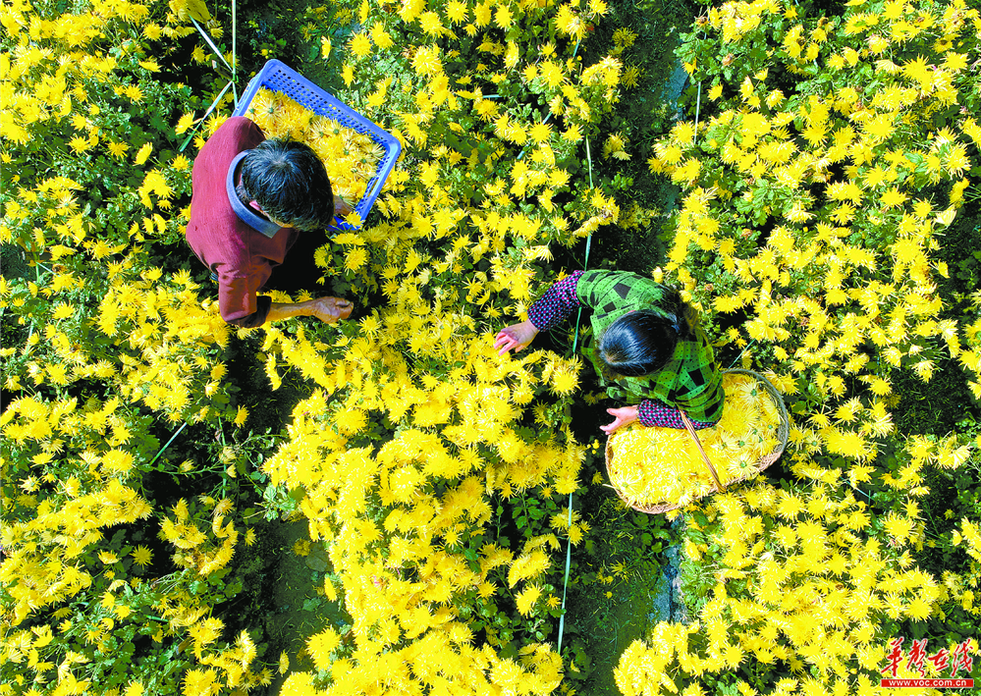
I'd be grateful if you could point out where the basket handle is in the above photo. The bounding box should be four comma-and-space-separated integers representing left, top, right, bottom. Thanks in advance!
680, 411, 725, 491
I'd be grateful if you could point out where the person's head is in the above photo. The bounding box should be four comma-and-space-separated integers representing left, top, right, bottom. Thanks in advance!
238, 139, 334, 231
598, 311, 680, 377
598, 287, 696, 377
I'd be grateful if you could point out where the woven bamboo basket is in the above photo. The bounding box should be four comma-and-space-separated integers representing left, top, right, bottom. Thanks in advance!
605, 368, 790, 514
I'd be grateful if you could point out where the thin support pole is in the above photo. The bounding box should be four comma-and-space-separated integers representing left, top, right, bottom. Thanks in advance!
190, 16, 233, 73
148, 422, 189, 468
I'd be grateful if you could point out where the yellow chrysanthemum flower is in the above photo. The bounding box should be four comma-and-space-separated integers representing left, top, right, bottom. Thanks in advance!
131, 545, 153, 568
516, 584, 543, 616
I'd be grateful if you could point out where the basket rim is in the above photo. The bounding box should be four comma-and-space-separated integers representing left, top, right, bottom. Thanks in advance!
231, 59, 402, 233
605, 368, 790, 514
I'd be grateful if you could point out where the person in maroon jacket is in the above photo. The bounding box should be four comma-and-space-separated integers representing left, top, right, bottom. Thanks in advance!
186, 116, 353, 327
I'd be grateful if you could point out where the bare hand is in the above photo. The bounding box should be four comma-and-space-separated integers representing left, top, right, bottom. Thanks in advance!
494, 321, 539, 356
309, 296, 353, 324
600, 406, 639, 434
333, 195, 353, 224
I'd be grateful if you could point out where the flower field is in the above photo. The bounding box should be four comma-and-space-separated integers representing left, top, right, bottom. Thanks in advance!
1, 0, 980, 694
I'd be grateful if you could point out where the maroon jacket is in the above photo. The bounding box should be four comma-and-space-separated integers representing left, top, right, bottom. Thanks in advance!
186, 117, 299, 327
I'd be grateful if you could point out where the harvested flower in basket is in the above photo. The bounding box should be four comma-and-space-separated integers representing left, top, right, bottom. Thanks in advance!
607, 372, 783, 509
246, 87, 386, 207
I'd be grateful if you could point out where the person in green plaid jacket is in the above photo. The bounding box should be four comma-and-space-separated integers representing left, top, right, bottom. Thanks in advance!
494, 270, 724, 434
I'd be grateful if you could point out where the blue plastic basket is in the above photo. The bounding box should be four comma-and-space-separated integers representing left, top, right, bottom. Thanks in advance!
232, 59, 401, 232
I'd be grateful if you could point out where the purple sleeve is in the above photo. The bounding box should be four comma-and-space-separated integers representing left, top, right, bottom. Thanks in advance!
638, 399, 717, 430
527, 271, 584, 331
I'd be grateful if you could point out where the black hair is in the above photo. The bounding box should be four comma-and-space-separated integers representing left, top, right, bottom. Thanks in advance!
238, 139, 334, 231
598, 287, 697, 377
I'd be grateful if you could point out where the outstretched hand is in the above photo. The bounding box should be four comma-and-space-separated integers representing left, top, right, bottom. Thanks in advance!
494, 320, 540, 356
309, 296, 353, 324
600, 406, 639, 434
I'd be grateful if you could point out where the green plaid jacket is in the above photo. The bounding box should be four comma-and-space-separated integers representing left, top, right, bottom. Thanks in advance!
576, 270, 724, 422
